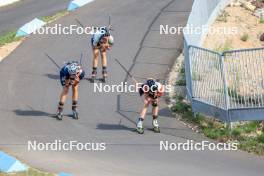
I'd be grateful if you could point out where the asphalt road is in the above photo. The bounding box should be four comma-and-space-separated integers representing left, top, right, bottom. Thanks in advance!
0, 0, 69, 35
0, 0, 263, 175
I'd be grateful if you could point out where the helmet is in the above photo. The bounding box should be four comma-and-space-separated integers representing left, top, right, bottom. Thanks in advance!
100, 27, 110, 36
147, 79, 158, 92
68, 63, 81, 75
108, 35, 114, 45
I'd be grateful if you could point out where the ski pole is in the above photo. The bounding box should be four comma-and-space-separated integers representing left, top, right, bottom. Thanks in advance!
115, 59, 138, 84
80, 53, 83, 66
44, 53, 60, 70
75, 18, 85, 28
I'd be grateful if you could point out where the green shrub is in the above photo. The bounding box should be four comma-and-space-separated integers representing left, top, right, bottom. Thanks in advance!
217, 10, 229, 23
257, 134, 264, 143
171, 102, 191, 114
260, 18, 264, 24
176, 79, 186, 86
203, 128, 229, 140
240, 33, 249, 42
214, 39, 233, 52
231, 128, 242, 137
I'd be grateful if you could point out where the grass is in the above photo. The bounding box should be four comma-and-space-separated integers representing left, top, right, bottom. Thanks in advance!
0, 11, 69, 46
228, 88, 260, 105
0, 168, 54, 176
171, 97, 264, 155
176, 67, 186, 86
240, 33, 249, 42
176, 79, 186, 86
171, 66, 264, 155
192, 72, 202, 81
0, 31, 21, 47
260, 18, 264, 24
217, 10, 229, 23
40, 10, 69, 23
214, 39, 233, 53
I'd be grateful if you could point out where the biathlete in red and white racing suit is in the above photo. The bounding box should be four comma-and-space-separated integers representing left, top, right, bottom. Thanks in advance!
136, 79, 165, 134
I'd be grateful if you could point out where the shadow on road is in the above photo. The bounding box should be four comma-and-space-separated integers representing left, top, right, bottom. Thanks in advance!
13, 109, 56, 118
45, 73, 60, 80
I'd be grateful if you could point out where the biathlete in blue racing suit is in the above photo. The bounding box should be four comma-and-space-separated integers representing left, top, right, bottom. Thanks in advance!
57, 61, 85, 120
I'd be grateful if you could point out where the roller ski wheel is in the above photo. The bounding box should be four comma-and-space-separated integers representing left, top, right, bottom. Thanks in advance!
56, 112, 63, 121
136, 119, 144, 134
136, 127, 144, 134
72, 110, 79, 120
101, 70, 107, 83
153, 126, 160, 133
90, 71, 97, 83
152, 119, 160, 133
101, 76, 107, 83
90, 75, 96, 83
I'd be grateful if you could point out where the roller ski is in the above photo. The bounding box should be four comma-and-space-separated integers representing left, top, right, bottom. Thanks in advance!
56, 111, 63, 121
72, 110, 79, 120
101, 69, 108, 83
152, 119, 160, 133
136, 118, 144, 134
90, 69, 97, 83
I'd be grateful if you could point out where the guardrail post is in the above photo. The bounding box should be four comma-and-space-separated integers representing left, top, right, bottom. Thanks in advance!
184, 39, 193, 102
220, 53, 232, 129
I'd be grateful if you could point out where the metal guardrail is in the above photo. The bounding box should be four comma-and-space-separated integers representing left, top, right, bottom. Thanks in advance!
184, 43, 264, 122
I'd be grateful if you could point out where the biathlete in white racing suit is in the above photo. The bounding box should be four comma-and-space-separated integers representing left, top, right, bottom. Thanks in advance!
90, 26, 114, 82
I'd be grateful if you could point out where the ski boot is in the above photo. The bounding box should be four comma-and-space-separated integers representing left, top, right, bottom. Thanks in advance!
72, 110, 79, 120
101, 67, 107, 83
136, 118, 144, 134
152, 119, 160, 133
90, 68, 97, 83
56, 111, 63, 121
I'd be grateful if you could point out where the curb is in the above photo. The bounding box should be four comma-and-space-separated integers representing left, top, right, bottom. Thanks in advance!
67, 0, 94, 11
0, 151, 28, 173
16, 18, 46, 37
15, 0, 94, 37
0, 0, 20, 7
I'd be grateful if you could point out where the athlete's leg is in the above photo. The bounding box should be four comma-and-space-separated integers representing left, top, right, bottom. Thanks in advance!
152, 99, 159, 117
152, 99, 160, 133
136, 99, 150, 134
72, 84, 78, 111
100, 50, 108, 77
140, 98, 151, 119
92, 48, 100, 76
58, 85, 70, 113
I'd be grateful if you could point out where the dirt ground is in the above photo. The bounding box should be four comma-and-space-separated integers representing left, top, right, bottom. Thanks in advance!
202, 4, 264, 107
0, 40, 22, 62
203, 5, 264, 50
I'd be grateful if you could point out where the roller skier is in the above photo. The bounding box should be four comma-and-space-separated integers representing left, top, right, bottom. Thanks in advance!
136, 79, 165, 134
90, 25, 114, 83
57, 61, 85, 120
115, 59, 165, 134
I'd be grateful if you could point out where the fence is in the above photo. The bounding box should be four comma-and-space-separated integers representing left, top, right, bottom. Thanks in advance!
185, 44, 264, 122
